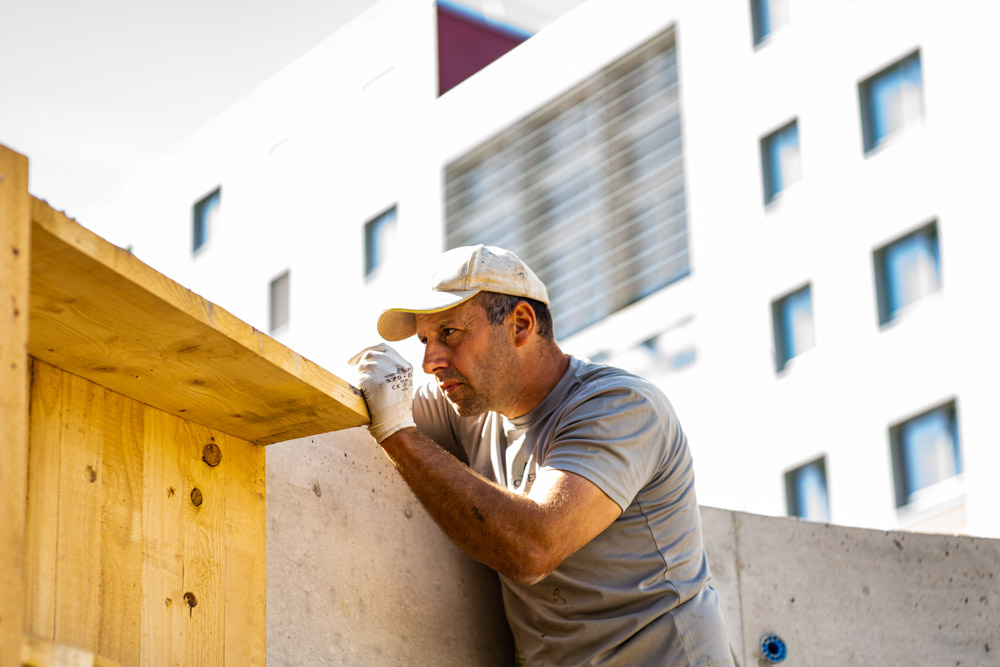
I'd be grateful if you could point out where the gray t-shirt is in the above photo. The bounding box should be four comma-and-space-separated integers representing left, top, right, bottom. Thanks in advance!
413, 356, 732, 666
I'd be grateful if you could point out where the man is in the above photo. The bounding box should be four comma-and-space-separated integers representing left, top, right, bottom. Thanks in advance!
351, 245, 732, 666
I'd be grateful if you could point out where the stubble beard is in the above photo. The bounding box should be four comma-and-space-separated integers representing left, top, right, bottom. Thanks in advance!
442, 329, 518, 417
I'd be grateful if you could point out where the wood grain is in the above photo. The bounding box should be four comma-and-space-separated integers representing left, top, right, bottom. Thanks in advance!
222, 432, 266, 666
179, 419, 226, 665
53, 369, 104, 652
141, 408, 187, 666
25, 360, 64, 640
97, 391, 144, 664
29, 198, 369, 444
25, 372, 267, 665
138, 406, 267, 665
1, 143, 30, 667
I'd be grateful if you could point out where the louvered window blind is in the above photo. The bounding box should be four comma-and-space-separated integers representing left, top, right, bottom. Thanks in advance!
444, 30, 690, 337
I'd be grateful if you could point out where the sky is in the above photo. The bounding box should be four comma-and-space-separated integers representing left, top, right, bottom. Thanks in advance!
0, 0, 379, 218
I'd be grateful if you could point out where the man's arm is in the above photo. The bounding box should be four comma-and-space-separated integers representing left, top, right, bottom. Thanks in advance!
379, 426, 622, 586
350, 342, 621, 585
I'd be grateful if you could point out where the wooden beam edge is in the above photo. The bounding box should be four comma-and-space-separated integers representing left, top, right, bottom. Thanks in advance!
29, 197, 370, 441
1, 141, 31, 667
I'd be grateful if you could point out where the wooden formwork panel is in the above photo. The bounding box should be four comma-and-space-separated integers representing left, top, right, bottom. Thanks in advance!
28, 199, 369, 445
1, 130, 31, 667
1, 140, 367, 665
24, 360, 266, 666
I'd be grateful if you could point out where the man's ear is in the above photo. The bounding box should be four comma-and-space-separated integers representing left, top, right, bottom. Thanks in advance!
511, 301, 536, 347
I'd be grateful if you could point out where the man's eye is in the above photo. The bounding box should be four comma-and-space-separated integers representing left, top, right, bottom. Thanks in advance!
418, 336, 428, 345
442, 328, 457, 338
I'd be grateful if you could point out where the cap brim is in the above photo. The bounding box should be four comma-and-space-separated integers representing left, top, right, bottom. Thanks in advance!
377, 289, 480, 341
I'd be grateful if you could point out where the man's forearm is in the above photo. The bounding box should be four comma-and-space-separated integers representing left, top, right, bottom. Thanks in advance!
378, 427, 558, 585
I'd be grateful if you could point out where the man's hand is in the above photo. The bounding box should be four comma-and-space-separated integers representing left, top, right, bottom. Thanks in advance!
349, 343, 417, 443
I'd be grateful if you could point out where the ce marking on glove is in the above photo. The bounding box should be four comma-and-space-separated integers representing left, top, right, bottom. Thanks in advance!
385, 366, 413, 391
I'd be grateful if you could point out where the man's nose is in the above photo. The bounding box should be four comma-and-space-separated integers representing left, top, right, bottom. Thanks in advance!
422, 340, 449, 375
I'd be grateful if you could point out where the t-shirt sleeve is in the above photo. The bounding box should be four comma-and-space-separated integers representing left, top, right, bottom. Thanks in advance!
539, 381, 669, 512
412, 382, 469, 465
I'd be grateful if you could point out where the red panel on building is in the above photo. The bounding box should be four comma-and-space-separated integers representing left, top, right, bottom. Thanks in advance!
437, 3, 528, 96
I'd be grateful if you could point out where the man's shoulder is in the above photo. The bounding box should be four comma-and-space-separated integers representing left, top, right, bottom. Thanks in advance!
544, 358, 677, 430
568, 357, 666, 402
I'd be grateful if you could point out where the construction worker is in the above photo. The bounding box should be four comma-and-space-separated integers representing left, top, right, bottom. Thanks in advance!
351, 245, 732, 666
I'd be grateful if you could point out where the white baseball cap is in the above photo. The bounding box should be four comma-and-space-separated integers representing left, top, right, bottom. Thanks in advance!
377, 245, 549, 341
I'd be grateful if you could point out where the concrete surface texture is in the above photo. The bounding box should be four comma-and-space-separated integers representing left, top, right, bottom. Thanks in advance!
267, 426, 999, 666
701, 507, 999, 666
266, 427, 513, 666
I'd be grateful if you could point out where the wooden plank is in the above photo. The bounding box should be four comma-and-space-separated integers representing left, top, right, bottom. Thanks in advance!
31, 363, 265, 665
0, 143, 30, 667
24, 360, 64, 640
29, 198, 369, 444
141, 409, 187, 666
180, 420, 226, 665
97, 390, 144, 664
53, 369, 104, 652
140, 403, 263, 666
222, 432, 266, 666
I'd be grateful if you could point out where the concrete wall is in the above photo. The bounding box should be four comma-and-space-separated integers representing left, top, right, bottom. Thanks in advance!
267, 428, 999, 665
701, 507, 999, 666
266, 428, 513, 666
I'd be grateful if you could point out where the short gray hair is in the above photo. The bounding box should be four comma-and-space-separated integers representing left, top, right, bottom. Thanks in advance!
477, 292, 554, 341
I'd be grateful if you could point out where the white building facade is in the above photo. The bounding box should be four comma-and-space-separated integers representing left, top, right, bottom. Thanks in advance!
86, 0, 1000, 537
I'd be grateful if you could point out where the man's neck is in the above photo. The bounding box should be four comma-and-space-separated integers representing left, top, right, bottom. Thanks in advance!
501, 346, 570, 419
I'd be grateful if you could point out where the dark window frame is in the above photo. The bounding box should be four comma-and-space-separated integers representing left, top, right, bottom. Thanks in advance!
889, 400, 961, 508
364, 206, 398, 278
858, 50, 923, 154
760, 119, 800, 205
192, 187, 221, 253
785, 456, 830, 521
771, 282, 814, 372
872, 220, 941, 326
269, 270, 291, 333
750, 0, 773, 46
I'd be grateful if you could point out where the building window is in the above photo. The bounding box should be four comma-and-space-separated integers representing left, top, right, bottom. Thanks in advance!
859, 51, 924, 153
444, 30, 689, 338
751, 0, 789, 46
436, 1, 531, 96
874, 221, 940, 325
270, 271, 290, 332
772, 284, 815, 372
638, 317, 698, 373
761, 120, 801, 204
364, 207, 398, 278
890, 401, 961, 508
785, 457, 830, 522
192, 187, 221, 253
611, 321, 698, 378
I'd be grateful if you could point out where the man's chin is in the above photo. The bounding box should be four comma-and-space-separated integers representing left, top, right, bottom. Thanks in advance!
445, 394, 487, 418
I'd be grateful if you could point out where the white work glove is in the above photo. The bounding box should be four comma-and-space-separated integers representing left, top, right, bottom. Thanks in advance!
348, 343, 416, 443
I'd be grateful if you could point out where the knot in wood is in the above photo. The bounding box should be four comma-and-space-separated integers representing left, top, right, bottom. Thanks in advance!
202, 442, 222, 467
190, 488, 203, 506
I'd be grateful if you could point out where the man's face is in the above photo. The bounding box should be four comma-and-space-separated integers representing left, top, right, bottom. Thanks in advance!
415, 297, 518, 417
